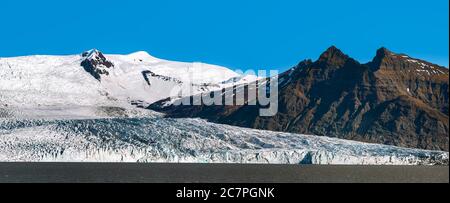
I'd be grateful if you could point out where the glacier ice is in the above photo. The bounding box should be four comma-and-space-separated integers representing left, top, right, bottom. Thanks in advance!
0, 116, 447, 165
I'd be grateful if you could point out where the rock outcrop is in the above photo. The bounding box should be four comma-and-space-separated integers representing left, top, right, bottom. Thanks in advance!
81, 49, 114, 80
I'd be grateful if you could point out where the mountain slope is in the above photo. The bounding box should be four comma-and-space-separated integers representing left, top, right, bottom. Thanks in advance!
151, 47, 449, 151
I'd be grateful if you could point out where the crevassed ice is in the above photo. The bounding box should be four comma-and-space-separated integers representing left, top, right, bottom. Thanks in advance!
0, 117, 447, 165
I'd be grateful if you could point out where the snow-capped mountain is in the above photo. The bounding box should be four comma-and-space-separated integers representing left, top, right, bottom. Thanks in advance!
0, 50, 448, 165
0, 49, 250, 108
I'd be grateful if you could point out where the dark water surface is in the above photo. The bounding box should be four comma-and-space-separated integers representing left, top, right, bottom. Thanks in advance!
0, 163, 448, 183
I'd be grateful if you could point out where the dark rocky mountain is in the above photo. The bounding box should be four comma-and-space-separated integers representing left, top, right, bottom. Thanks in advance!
81, 49, 114, 80
150, 46, 449, 151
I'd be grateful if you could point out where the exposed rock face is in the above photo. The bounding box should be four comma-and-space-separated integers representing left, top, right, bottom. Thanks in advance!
81, 49, 114, 80
150, 47, 449, 151
141, 70, 184, 86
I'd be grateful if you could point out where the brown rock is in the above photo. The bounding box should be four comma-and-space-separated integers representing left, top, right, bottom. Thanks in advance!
150, 47, 449, 151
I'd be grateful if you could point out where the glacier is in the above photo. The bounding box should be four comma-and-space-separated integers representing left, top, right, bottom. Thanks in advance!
0, 112, 448, 165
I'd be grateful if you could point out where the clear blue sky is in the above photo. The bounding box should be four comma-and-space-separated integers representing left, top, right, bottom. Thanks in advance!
1, 0, 448, 71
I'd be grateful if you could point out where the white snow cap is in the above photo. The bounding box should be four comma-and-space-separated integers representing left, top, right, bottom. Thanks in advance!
0, 50, 257, 106
128, 51, 152, 58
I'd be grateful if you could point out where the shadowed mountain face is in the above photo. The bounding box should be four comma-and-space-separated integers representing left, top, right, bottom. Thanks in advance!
150, 47, 449, 151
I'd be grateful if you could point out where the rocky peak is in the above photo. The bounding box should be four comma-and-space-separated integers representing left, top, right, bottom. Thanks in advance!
81, 49, 98, 58
317, 46, 350, 66
367, 47, 393, 70
80, 49, 114, 80
368, 47, 449, 80
81, 49, 113, 66
375, 47, 393, 58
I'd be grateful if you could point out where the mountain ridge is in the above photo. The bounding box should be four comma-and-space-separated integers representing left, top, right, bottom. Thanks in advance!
1, 47, 449, 164
150, 46, 449, 151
